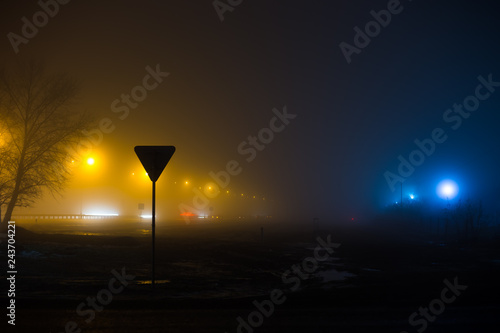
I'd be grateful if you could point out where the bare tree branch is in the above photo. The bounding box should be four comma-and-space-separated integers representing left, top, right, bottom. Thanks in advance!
0, 60, 93, 224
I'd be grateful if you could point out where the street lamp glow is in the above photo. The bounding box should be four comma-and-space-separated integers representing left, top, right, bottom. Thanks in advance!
87, 157, 95, 165
409, 194, 415, 200
437, 179, 459, 200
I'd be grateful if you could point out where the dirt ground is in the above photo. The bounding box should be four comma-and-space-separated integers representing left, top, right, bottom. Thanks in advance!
2, 218, 500, 332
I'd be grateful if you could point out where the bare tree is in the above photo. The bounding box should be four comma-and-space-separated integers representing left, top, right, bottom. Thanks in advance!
443, 198, 484, 241
464, 199, 482, 240
0, 60, 90, 224
0, 128, 13, 210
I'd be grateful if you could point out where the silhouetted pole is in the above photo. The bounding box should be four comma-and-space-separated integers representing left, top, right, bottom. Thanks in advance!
401, 183, 403, 208
134, 145, 176, 288
152, 181, 156, 287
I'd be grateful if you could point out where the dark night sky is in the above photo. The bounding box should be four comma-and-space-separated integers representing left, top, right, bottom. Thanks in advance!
1, 0, 499, 221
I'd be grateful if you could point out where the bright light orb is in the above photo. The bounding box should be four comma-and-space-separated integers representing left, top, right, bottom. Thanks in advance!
87, 157, 95, 165
437, 179, 459, 200
409, 194, 415, 200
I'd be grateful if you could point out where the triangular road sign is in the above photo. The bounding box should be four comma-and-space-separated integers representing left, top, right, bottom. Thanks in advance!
134, 146, 175, 182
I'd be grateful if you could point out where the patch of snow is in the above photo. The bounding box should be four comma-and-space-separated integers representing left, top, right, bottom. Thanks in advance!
316, 268, 356, 282
19, 250, 45, 258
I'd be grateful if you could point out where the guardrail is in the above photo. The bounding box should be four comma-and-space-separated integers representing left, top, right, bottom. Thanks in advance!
10, 214, 119, 220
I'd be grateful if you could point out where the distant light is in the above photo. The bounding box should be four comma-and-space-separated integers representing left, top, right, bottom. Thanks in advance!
132, 172, 135, 176
437, 179, 459, 200
410, 194, 415, 200
180, 212, 196, 217
87, 213, 118, 217
185, 181, 189, 185
140, 214, 152, 219
87, 157, 95, 165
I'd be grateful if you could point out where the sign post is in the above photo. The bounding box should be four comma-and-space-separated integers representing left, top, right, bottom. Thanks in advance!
134, 145, 175, 287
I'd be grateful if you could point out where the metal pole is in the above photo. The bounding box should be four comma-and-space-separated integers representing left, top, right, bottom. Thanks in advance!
152, 180, 156, 287
401, 183, 403, 208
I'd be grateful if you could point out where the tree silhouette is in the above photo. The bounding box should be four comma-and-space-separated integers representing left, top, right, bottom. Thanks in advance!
0, 126, 12, 210
0, 60, 90, 225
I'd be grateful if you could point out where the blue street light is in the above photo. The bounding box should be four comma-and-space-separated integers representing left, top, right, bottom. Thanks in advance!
436, 179, 459, 200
